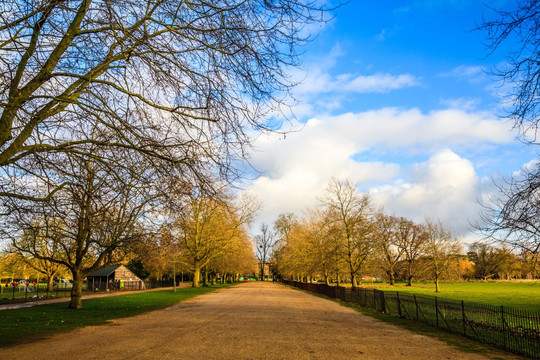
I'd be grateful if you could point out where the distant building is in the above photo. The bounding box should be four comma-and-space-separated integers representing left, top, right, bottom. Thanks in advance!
86, 264, 145, 291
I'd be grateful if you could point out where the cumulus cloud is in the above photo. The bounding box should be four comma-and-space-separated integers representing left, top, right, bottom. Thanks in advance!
370, 150, 483, 236
266, 108, 514, 162
245, 106, 516, 236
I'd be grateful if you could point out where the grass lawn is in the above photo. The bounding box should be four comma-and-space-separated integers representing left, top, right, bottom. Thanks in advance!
362, 281, 540, 311
0, 284, 232, 347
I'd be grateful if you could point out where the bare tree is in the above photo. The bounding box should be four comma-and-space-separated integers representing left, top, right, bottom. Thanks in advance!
467, 242, 513, 280
475, 2, 540, 260
423, 218, 461, 292
15, 217, 66, 292
520, 248, 540, 278
375, 213, 403, 285
169, 186, 257, 288
255, 223, 275, 281
0, 1, 330, 204
323, 178, 376, 288
396, 217, 426, 287
2, 138, 156, 308
478, 164, 540, 254
478, 1, 540, 141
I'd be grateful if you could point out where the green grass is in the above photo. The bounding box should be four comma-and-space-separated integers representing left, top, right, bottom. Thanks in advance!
0, 284, 232, 347
362, 281, 540, 311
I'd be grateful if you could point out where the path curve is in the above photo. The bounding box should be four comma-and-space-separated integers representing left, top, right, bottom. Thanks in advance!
2, 282, 519, 359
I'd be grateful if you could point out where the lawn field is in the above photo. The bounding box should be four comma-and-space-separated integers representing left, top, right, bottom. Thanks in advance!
362, 281, 540, 311
0, 284, 232, 347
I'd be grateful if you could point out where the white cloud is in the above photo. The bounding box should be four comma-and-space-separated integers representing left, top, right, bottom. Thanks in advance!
343, 73, 420, 93
245, 106, 517, 236
296, 71, 420, 95
370, 150, 481, 236
512, 158, 539, 177
441, 65, 487, 83
439, 97, 481, 110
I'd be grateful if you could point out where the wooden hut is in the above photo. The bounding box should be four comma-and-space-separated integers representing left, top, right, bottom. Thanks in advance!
86, 264, 145, 291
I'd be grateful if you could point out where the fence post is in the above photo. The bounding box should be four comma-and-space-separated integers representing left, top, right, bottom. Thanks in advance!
396, 291, 402, 317
501, 306, 506, 349
414, 294, 419, 320
435, 297, 439, 328
461, 300, 466, 336
379, 290, 386, 314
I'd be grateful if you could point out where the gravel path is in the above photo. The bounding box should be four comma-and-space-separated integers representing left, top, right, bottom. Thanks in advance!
2, 282, 520, 359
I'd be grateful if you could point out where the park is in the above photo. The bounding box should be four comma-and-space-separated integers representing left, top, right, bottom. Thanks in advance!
2, 1, 540, 359
0, 282, 531, 359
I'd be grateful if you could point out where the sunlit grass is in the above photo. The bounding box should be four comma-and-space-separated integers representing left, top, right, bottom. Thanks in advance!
0, 284, 233, 347
362, 281, 540, 311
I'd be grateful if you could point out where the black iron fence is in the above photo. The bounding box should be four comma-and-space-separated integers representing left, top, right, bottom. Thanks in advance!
0, 280, 175, 305
283, 280, 540, 359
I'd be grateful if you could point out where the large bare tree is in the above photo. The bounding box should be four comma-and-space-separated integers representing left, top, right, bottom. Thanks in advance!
0, 0, 329, 308
0, 1, 329, 201
478, 163, 540, 254
323, 178, 376, 289
2, 131, 157, 308
396, 217, 426, 287
423, 218, 460, 292
375, 213, 403, 285
479, 0, 540, 141
477, 2, 540, 254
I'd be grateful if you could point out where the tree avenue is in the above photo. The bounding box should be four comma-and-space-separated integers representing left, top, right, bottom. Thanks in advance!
274, 178, 471, 289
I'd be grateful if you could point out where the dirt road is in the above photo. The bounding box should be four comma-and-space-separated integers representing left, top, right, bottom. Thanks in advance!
2, 282, 519, 359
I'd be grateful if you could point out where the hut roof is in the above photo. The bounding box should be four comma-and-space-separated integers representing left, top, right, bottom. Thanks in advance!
87, 264, 123, 277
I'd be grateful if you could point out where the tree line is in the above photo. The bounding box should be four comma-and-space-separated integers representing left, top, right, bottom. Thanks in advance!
268, 179, 540, 291
1, 182, 259, 294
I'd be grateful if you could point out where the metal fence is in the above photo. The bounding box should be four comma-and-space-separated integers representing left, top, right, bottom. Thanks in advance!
283, 280, 540, 359
0, 280, 175, 305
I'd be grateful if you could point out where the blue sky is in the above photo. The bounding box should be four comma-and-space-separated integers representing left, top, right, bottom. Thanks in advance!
244, 0, 537, 242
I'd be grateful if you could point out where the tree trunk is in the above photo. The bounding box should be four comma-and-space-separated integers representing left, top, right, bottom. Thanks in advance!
192, 267, 200, 288
406, 275, 413, 287
337, 274, 341, 286
435, 274, 440, 292
388, 270, 395, 285
47, 276, 55, 293
69, 270, 83, 309
351, 275, 358, 289
203, 267, 209, 287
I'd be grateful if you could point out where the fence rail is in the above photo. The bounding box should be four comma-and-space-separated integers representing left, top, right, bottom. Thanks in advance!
283, 280, 540, 359
0, 280, 175, 305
